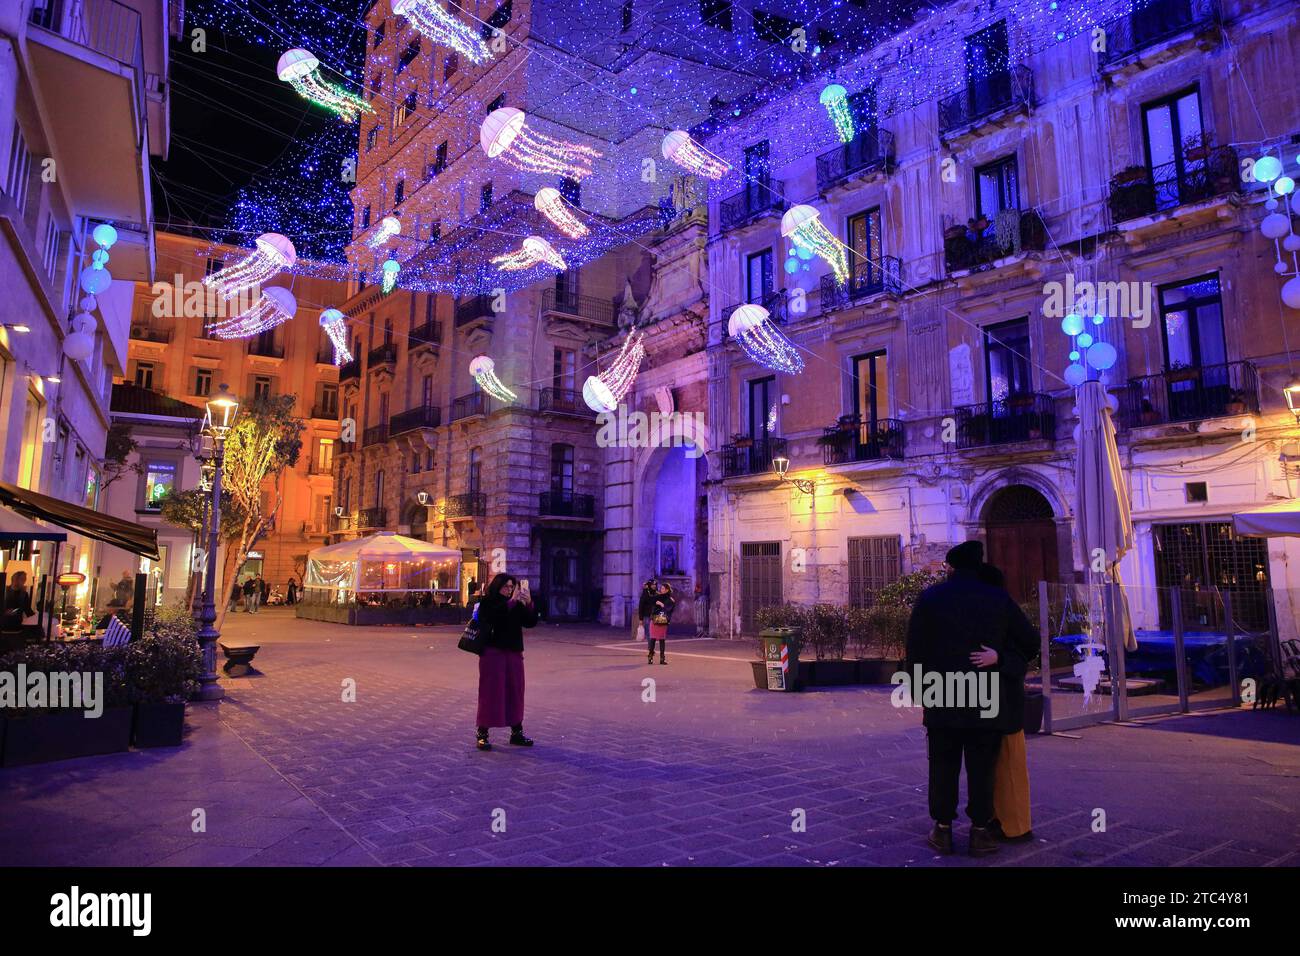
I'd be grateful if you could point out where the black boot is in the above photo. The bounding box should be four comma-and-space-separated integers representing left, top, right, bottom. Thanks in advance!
969, 825, 1001, 856
927, 822, 954, 855
475, 727, 491, 751
509, 725, 534, 747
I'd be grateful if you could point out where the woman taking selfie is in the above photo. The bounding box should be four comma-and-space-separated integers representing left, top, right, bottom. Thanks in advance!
473, 573, 539, 751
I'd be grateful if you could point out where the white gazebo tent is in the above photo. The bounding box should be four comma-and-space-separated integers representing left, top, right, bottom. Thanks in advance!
304, 532, 462, 605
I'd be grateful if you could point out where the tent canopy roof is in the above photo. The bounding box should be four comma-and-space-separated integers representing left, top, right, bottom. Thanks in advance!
0, 504, 68, 543
1233, 498, 1300, 537
308, 532, 462, 563
0, 481, 156, 558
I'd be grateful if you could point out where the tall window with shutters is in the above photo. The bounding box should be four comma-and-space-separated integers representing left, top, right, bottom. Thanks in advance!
847, 536, 901, 608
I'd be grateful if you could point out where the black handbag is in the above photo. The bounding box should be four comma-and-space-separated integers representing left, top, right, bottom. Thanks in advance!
458, 608, 486, 655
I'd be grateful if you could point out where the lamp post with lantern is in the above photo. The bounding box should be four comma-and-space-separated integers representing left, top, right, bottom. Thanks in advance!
196, 384, 238, 701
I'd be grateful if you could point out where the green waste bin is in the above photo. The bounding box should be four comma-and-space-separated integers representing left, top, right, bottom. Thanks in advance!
759, 627, 801, 691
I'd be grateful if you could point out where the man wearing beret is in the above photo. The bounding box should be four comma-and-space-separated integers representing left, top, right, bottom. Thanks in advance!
906, 539, 1021, 856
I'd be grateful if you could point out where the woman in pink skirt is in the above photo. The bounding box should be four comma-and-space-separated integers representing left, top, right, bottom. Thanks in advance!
474, 573, 539, 751
647, 580, 675, 665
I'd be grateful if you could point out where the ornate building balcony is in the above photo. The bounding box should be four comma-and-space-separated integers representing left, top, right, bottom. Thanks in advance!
937, 65, 1033, 141
129, 325, 171, 343
409, 320, 441, 354
390, 404, 442, 435
540, 289, 615, 326
1120, 361, 1258, 427
538, 490, 595, 518
361, 424, 389, 447
358, 506, 387, 529
1108, 145, 1239, 224
455, 294, 496, 328
943, 209, 1047, 275
820, 416, 905, 464
953, 393, 1056, 449
819, 258, 903, 312
538, 387, 589, 416
445, 492, 486, 518
449, 391, 487, 422
1098, 0, 1221, 70
719, 179, 786, 232
815, 129, 897, 192
247, 339, 284, 358
367, 342, 397, 368
310, 402, 339, 420
339, 357, 361, 382
721, 436, 789, 478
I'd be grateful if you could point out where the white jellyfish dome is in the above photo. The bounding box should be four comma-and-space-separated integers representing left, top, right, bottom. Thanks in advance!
534, 187, 561, 210
819, 83, 847, 105
523, 236, 557, 258
382, 258, 401, 274
276, 48, 320, 82
727, 304, 769, 338
469, 355, 496, 377
255, 233, 297, 267
262, 286, 297, 317
661, 130, 691, 161
480, 107, 526, 158
380, 215, 400, 234
319, 308, 344, 327
582, 375, 618, 414
781, 204, 821, 238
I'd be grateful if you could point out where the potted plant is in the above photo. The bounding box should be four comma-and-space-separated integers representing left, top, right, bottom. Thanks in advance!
1113, 165, 1147, 186
127, 632, 201, 748
806, 604, 856, 684
1224, 390, 1247, 415
854, 567, 945, 683
1139, 397, 1160, 426
1165, 361, 1198, 384
731, 432, 754, 449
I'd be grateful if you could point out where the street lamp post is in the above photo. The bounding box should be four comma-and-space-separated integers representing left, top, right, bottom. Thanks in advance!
192, 453, 214, 626
196, 384, 238, 701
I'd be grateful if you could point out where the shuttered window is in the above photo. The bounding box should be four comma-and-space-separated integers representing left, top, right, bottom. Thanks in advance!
848, 535, 901, 608
740, 541, 781, 633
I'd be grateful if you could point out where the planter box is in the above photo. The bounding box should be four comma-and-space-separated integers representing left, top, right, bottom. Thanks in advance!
810, 659, 858, 686
1, 707, 133, 767
1023, 692, 1045, 735
132, 702, 186, 748
856, 659, 903, 684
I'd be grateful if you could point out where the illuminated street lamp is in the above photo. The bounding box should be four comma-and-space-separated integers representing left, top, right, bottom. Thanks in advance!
772, 455, 815, 496
1284, 379, 1300, 423
196, 384, 239, 701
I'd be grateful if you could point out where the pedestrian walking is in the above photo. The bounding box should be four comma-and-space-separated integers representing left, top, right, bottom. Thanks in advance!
473, 573, 539, 751
287, 577, 298, 605
259, 576, 269, 610
241, 576, 256, 613
633, 578, 656, 646
229, 580, 242, 612
905, 540, 1021, 857
647, 580, 675, 665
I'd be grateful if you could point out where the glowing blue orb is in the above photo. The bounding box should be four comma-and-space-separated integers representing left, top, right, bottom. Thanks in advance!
784, 257, 799, 274
1061, 313, 1084, 336
79, 266, 110, 295
1069, 350, 1080, 362
1077, 332, 1094, 348
1254, 155, 1282, 183
1092, 313, 1105, 325
795, 243, 814, 261
92, 223, 118, 248
1274, 176, 1295, 196
1086, 341, 1117, 371
1064, 363, 1087, 387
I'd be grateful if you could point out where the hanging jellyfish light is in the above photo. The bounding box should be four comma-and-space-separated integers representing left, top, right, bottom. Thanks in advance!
203, 233, 297, 301
208, 287, 297, 339
365, 215, 401, 249
819, 83, 854, 143
469, 355, 517, 403
480, 108, 601, 179
320, 308, 352, 365
276, 49, 373, 122
491, 236, 567, 272
728, 304, 804, 374
583, 329, 646, 413
381, 258, 401, 294
781, 205, 849, 286
392, 0, 491, 62
660, 130, 730, 180
534, 187, 589, 239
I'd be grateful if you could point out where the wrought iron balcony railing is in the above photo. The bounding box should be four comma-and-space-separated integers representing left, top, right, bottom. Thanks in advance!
130, 326, 171, 343
938, 65, 1033, 136
339, 357, 361, 381
1098, 0, 1220, 67
540, 289, 615, 325
317, 346, 336, 364
721, 436, 789, 478
247, 339, 284, 358
721, 288, 789, 340
1108, 144, 1239, 223
943, 208, 1048, 273
311, 403, 339, 420
449, 391, 487, 421
815, 129, 896, 191
29, 0, 146, 133
361, 424, 389, 447
538, 387, 589, 415
953, 393, 1056, 449
719, 179, 786, 232
367, 342, 397, 366
820, 417, 905, 464
819, 257, 903, 312
444, 492, 486, 518
1120, 361, 1258, 427
390, 404, 442, 434
538, 490, 595, 518
409, 320, 441, 351
358, 506, 387, 528
455, 294, 496, 327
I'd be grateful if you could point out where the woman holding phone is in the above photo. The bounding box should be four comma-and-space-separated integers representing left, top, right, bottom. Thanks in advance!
473, 573, 539, 751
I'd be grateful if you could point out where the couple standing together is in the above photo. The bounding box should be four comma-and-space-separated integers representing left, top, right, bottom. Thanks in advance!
634, 579, 675, 665
906, 540, 1039, 856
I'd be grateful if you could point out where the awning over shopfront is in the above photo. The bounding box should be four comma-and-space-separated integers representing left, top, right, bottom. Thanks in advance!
0, 481, 158, 559
1233, 497, 1300, 538
0, 505, 68, 543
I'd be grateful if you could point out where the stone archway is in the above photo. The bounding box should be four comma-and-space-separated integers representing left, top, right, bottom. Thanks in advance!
980, 484, 1060, 603
404, 501, 428, 541
631, 441, 709, 634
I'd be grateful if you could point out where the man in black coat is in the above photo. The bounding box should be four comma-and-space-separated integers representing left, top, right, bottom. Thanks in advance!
905, 540, 1021, 856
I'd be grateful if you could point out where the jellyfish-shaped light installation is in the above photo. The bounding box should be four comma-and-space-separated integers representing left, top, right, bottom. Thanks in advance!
209, 286, 297, 339
660, 130, 730, 180
320, 308, 352, 365
492, 236, 567, 272
203, 233, 297, 301
819, 84, 854, 143
727, 304, 804, 374
365, 215, 401, 249
582, 330, 646, 413
781, 205, 848, 287
392, 0, 491, 62
381, 258, 401, 294
277, 49, 373, 122
480, 108, 601, 179
469, 354, 517, 403
534, 187, 589, 239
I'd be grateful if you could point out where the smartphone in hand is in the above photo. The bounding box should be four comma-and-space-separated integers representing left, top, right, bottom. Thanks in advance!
518, 579, 531, 603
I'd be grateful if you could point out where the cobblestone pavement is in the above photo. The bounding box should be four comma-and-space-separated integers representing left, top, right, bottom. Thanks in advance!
3, 609, 1298, 867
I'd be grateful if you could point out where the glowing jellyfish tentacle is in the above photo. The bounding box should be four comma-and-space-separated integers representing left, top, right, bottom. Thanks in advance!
365, 216, 401, 249
277, 49, 373, 122
203, 233, 296, 301
582, 330, 646, 413
819, 84, 854, 144
393, 0, 492, 62
481, 108, 601, 180
381, 258, 401, 294
492, 236, 567, 272
469, 355, 517, 403
661, 130, 729, 180
781, 205, 849, 286
534, 187, 589, 238
208, 286, 297, 339
319, 308, 352, 365
727, 304, 803, 374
